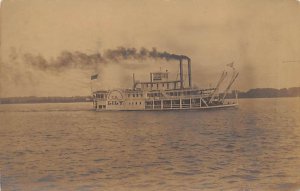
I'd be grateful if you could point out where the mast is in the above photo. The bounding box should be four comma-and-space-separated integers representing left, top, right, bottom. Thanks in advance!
209, 71, 227, 103
222, 71, 239, 102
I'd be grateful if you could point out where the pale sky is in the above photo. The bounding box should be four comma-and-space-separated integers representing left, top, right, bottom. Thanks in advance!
1, 0, 300, 97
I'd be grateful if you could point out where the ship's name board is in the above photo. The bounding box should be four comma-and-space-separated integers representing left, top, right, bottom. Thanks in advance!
107, 101, 124, 105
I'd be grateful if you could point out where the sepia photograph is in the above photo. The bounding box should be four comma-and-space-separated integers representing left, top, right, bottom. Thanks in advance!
0, 0, 300, 190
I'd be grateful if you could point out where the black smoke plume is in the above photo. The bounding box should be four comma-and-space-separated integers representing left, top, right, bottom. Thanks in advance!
104, 47, 190, 61
23, 47, 190, 72
23, 51, 104, 71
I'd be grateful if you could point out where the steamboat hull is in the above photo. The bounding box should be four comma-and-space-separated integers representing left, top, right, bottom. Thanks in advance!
94, 103, 238, 112
93, 89, 238, 111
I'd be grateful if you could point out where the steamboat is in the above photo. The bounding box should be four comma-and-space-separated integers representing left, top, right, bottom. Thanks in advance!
92, 58, 239, 111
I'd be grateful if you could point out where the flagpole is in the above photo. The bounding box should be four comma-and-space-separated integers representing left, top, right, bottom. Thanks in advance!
90, 80, 93, 95
90, 74, 98, 109
90, 74, 98, 95
90, 76, 93, 108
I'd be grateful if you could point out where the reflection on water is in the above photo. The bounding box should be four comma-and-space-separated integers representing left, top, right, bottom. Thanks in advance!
0, 98, 300, 191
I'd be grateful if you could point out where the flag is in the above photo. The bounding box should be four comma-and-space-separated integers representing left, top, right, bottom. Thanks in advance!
91, 74, 98, 80
226, 62, 234, 68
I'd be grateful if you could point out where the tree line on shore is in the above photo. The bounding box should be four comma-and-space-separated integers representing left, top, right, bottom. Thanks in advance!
0, 96, 92, 104
0, 87, 299, 104
227, 87, 300, 99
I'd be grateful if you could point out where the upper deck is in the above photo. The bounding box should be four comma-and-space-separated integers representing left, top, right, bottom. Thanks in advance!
93, 58, 213, 100
134, 71, 182, 91
133, 58, 192, 91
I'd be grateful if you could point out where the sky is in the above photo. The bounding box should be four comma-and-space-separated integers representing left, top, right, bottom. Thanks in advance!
1, 0, 300, 97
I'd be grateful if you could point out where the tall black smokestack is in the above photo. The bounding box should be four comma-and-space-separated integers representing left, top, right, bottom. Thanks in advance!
188, 58, 192, 88
180, 59, 183, 89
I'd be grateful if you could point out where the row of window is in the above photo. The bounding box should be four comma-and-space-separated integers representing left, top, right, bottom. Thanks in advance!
145, 99, 201, 105
147, 91, 196, 97
128, 102, 142, 105
95, 91, 197, 99
95, 94, 107, 99
128, 93, 143, 98
166, 91, 196, 96
98, 102, 143, 108
147, 92, 162, 97
98, 105, 106, 109
142, 83, 172, 88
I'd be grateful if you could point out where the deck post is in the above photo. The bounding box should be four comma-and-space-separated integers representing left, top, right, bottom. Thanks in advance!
180, 98, 182, 109
200, 98, 202, 108
161, 100, 163, 110
171, 100, 173, 109
152, 100, 154, 110
235, 90, 239, 105
189, 98, 191, 108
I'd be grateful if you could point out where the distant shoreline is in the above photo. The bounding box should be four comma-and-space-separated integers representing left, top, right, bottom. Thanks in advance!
0, 96, 92, 104
1, 87, 299, 104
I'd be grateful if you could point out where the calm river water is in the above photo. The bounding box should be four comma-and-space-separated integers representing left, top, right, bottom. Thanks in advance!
0, 98, 300, 191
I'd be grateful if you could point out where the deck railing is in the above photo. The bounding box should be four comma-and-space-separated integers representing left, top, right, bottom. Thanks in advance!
145, 97, 206, 110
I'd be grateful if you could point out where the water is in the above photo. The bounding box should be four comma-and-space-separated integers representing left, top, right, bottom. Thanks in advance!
0, 98, 300, 191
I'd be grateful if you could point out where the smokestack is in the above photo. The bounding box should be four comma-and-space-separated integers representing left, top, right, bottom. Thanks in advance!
133, 73, 135, 89
188, 58, 192, 88
180, 59, 183, 89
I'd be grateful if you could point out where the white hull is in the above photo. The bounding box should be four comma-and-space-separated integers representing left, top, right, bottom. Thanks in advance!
94, 101, 238, 111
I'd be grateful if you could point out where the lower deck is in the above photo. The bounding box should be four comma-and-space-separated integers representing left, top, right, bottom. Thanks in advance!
94, 97, 238, 111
